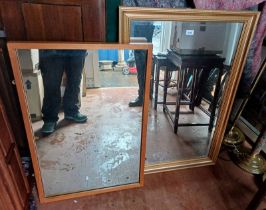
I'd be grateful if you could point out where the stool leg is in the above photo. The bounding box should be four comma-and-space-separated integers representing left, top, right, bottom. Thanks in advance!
150, 59, 155, 100
174, 69, 185, 133
190, 68, 197, 112
209, 67, 223, 132
154, 61, 160, 110
163, 69, 169, 112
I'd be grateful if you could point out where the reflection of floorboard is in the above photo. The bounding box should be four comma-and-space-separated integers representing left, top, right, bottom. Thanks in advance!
35, 87, 142, 197
33, 87, 211, 197
146, 105, 210, 165
99, 70, 138, 87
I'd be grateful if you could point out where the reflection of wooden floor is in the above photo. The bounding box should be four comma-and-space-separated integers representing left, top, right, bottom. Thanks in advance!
99, 70, 138, 87
146, 91, 211, 164
146, 107, 210, 165
34, 87, 211, 197
35, 88, 142, 197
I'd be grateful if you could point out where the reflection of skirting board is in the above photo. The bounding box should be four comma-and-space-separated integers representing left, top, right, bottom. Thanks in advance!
236, 117, 266, 153
22, 70, 44, 122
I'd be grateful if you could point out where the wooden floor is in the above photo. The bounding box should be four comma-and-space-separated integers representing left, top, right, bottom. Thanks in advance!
36, 151, 266, 210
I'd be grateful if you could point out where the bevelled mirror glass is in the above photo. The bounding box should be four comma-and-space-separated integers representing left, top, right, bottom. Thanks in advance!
119, 7, 260, 173
8, 43, 152, 203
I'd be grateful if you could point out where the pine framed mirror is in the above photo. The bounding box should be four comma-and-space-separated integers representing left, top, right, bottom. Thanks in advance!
7, 42, 153, 203
119, 7, 260, 173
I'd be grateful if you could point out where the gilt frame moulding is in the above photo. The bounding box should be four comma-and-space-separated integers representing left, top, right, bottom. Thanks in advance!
119, 6, 260, 174
7, 42, 153, 203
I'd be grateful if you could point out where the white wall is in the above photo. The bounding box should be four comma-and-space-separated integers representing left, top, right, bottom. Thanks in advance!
222, 23, 243, 66
168, 21, 243, 66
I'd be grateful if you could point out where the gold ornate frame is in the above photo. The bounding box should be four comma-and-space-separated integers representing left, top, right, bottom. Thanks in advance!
119, 7, 260, 173
7, 42, 153, 203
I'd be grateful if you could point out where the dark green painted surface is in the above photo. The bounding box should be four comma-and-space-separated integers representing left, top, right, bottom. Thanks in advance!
106, 0, 121, 42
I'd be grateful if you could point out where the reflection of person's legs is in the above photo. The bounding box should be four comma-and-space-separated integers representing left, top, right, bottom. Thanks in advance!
129, 22, 154, 107
40, 56, 64, 133
129, 50, 147, 107
64, 55, 87, 123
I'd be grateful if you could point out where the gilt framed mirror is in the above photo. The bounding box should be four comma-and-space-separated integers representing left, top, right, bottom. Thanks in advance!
7, 43, 153, 203
119, 7, 260, 173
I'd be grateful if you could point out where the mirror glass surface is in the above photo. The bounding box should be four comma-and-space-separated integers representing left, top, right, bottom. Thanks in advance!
17, 48, 148, 197
129, 21, 243, 165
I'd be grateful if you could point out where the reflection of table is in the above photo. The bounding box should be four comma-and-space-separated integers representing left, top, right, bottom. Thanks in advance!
161, 49, 225, 133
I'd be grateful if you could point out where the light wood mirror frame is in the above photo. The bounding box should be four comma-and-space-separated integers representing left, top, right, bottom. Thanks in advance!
7, 42, 153, 203
119, 7, 260, 173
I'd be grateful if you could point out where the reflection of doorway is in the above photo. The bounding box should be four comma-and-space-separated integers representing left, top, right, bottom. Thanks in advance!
97, 49, 137, 87
152, 21, 172, 55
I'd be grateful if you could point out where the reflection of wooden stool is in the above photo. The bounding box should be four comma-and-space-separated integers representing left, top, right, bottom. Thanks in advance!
165, 50, 225, 133
152, 54, 177, 110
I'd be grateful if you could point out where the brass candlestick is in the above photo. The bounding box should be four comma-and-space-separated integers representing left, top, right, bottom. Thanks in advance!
223, 126, 245, 147
234, 127, 266, 174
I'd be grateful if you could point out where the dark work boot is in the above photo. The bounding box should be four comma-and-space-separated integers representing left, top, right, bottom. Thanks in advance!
41, 122, 57, 135
65, 112, 87, 123
129, 96, 143, 107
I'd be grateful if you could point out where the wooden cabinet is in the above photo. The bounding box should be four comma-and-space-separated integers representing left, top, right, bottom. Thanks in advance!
0, 37, 28, 152
22, 3, 83, 41
0, 0, 106, 41
0, 97, 30, 210
0, 1, 26, 40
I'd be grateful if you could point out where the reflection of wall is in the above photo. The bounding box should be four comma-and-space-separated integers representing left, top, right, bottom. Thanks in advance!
18, 49, 39, 71
170, 22, 242, 66
171, 22, 227, 52
157, 21, 172, 54
85, 50, 100, 88
222, 23, 242, 66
